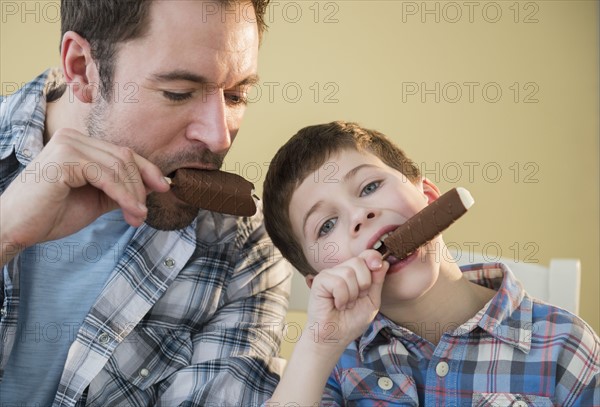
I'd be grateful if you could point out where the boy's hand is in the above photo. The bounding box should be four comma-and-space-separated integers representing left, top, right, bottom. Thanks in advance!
305, 249, 389, 349
269, 251, 388, 406
0, 128, 170, 265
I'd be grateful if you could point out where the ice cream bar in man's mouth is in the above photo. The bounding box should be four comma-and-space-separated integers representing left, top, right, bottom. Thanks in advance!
167, 169, 257, 217
381, 187, 474, 261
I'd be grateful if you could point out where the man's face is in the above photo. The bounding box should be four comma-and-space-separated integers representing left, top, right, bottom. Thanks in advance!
87, 1, 260, 230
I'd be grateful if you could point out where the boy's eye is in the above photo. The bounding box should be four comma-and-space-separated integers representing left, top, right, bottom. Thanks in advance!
361, 181, 381, 196
318, 218, 337, 237
163, 91, 193, 102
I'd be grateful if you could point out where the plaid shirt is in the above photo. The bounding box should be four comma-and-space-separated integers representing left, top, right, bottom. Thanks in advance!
0, 71, 292, 406
323, 263, 599, 406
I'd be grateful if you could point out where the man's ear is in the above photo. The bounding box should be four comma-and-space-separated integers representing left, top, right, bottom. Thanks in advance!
305, 274, 315, 289
422, 177, 441, 204
61, 31, 101, 104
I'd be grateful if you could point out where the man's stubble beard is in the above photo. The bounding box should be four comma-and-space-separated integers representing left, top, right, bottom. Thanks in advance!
85, 98, 225, 231
144, 192, 200, 231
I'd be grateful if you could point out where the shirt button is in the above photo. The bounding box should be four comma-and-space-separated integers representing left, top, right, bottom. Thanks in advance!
98, 332, 110, 346
512, 401, 528, 407
377, 376, 393, 390
163, 257, 176, 268
139, 368, 150, 378
435, 361, 449, 377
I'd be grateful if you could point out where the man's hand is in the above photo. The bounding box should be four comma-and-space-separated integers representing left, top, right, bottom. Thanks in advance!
306, 249, 389, 349
0, 128, 170, 265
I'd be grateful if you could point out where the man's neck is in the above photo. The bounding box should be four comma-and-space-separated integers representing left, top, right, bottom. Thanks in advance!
44, 86, 90, 144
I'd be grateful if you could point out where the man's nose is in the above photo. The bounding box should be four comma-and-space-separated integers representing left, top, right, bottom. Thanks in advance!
186, 90, 231, 154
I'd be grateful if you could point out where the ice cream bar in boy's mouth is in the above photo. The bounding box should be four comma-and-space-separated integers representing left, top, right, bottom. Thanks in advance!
381, 187, 474, 261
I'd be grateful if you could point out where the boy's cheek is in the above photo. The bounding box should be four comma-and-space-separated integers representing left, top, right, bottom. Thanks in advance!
305, 241, 347, 270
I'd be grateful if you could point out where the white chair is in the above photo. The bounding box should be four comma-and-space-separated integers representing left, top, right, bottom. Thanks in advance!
452, 252, 581, 316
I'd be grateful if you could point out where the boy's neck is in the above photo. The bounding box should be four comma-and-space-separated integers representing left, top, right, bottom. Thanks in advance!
381, 262, 496, 345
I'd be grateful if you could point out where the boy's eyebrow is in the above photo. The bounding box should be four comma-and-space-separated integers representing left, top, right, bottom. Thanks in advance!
342, 164, 377, 183
302, 201, 324, 238
150, 70, 260, 87
302, 164, 378, 237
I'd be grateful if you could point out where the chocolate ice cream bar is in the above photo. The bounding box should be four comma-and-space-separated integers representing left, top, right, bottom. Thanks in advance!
169, 169, 257, 216
382, 187, 474, 260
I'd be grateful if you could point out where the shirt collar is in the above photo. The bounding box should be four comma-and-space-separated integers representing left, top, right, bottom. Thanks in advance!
3, 69, 56, 165
460, 262, 533, 352
358, 262, 533, 358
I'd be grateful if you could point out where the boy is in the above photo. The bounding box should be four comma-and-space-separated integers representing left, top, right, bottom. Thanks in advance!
263, 121, 599, 406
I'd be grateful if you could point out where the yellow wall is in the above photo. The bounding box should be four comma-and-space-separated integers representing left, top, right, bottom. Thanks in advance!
1, 1, 598, 333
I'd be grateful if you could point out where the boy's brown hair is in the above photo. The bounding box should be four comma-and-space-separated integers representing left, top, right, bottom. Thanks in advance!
263, 121, 421, 276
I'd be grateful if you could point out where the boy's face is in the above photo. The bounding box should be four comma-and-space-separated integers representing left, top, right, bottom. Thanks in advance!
289, 148, 444, 302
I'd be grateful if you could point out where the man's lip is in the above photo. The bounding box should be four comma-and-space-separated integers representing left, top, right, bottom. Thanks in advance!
166, 166, 219, 178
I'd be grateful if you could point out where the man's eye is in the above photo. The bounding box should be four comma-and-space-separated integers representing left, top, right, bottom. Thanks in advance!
361, 181, 381, 196
163, 91, 193, 102
226, 93, 248, 106
318, 218, 337, 237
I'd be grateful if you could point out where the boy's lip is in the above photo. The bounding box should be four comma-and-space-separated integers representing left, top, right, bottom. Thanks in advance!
386, 248, 420, 273
367, 225, 401, 253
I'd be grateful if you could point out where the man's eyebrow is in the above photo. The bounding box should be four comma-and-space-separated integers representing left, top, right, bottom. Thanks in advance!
151, 70, 210, 84
150, 70, 260, 87
236, 74, 260, 88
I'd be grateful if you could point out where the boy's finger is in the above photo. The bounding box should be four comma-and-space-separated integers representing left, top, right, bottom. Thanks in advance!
344, 258, 372, 293
354, 249, 385, 291
367, 261, 390, 306
332, 282, 350, 310
359, 249, 384, 271
372, 261, 389, 286
330, 265, 362, 302
316, 272, 351, 311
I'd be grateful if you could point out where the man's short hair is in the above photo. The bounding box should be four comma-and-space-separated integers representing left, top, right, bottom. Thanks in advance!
60, 0, 270, 99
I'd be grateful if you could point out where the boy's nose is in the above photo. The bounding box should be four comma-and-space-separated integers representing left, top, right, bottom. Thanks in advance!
353, 211, 376, 233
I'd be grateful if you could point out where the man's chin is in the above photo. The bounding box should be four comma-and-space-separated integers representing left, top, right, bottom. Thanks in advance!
144, 192, 199, 231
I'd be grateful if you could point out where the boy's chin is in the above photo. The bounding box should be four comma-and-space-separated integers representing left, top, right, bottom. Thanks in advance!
383, 255, 439, 299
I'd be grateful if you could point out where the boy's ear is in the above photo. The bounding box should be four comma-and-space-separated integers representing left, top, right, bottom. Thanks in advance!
61, 31, 101, 104
421, 177, 441, 204
305, 274, 315, 289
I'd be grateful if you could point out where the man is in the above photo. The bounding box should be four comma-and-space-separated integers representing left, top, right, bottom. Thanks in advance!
0, 1, 291, 406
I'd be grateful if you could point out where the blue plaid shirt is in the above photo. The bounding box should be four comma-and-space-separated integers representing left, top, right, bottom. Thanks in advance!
0, 70, 292, 406
322, 263, 599, 406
